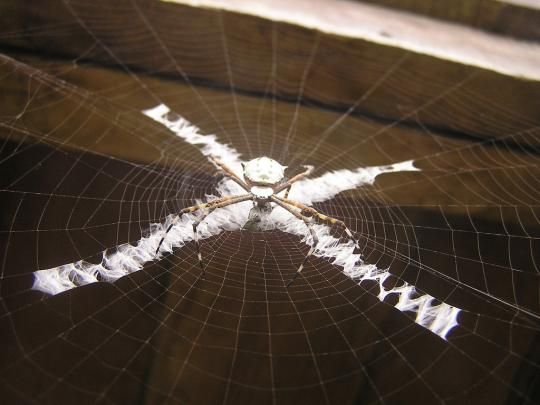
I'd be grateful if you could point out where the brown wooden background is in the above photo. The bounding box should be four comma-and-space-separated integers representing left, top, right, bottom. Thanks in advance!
0, 1, 539, 404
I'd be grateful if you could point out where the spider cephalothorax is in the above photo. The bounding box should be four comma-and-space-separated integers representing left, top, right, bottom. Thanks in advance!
156, 155, 358, 286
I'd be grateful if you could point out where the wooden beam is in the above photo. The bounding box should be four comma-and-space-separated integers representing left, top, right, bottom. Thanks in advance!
0, 53, 175, 166
2, 52, 539, 227
355, 0, 540, 42
0, 0, 539, 145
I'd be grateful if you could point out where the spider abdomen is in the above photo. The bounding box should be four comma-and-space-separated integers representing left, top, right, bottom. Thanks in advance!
243, 156, 286, 186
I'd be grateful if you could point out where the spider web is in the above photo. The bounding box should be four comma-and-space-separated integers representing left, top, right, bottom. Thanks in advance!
1, 1, 539, 404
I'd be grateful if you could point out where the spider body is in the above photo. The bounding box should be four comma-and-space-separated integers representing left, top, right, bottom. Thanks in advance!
243, 156, 286, 186
242, 156, 286, 205
249, 186, 274, 203
155, 155, 358, 286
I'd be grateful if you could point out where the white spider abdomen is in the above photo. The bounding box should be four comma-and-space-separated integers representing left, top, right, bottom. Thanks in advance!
243, 156, 285, 185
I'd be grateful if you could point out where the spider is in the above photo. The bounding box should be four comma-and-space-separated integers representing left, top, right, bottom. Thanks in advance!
155, 156, 359, 286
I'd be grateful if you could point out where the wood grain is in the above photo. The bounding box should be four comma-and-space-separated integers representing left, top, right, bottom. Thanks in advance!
0, 0, 539, 145
356, 0, 540, 41
2, 52, 539, 225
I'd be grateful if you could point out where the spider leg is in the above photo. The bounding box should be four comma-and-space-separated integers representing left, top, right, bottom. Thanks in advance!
155, 194, 252, 256
274, 195, 359, 250
209, 155, 250, 192
271, 197, 319, 287
275, 165, 313, 195
283, 185, 292, 199
192, 208, 216, 274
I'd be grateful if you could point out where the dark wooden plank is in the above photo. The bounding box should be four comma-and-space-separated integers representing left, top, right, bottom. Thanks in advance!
1, 54, 538, 405
0, 0, 539, 146
0, 53, 174, 165
2, 52, 539, 229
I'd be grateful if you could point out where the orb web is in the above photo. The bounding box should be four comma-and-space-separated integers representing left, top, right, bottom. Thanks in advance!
0, 1, 539, 404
